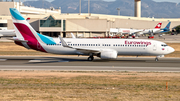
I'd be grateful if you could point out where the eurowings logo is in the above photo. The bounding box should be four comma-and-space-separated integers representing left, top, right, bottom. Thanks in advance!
125, 40, 151, 46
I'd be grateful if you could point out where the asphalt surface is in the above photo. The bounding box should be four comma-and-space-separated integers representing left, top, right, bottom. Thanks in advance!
0, 56, 180, 72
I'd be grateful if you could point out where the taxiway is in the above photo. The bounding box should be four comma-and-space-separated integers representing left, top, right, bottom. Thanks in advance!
0, 56, 180, 72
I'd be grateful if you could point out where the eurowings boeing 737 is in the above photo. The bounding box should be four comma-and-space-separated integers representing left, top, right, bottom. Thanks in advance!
9, 8, 174, 61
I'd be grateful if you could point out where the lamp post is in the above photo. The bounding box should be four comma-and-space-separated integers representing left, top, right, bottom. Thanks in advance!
88, 0, 90, 15
79, 0, 81, 15
117, 8, 120, 16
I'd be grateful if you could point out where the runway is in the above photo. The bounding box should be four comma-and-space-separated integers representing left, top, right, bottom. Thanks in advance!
0, 56, 180, 72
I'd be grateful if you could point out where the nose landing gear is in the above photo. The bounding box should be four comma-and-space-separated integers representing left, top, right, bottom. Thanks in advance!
155, 55, 164, 62
155, 58, 159, 61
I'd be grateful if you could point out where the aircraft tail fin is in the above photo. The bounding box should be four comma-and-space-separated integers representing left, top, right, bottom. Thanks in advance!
10, 8, 40, 41
155, 22, 162, 29
9, 8, 56, 52
160, 22, 171, 33
165, 22, 171, 30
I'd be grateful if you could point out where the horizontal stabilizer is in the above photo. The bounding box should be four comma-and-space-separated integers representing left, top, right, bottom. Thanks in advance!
9, 37, 28, 42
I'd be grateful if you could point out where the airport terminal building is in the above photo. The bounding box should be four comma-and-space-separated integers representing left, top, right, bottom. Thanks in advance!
1, 0, 180, 38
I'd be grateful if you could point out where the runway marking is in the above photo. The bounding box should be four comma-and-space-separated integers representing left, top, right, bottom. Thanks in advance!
0, 59, 7, 62
29, 60, 42, 62
29, 59, 69, 63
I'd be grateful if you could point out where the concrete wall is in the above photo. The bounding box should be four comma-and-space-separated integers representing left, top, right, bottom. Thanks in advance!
66, 19, 107, 32
0, 2, 15, 16
7, 19, 14, 29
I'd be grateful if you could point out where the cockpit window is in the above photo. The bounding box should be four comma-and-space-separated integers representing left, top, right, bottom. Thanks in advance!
161, 44, 168, 47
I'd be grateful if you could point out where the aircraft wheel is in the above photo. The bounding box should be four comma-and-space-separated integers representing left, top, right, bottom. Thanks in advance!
87, 56, 94, 61
155, 58, 159, 62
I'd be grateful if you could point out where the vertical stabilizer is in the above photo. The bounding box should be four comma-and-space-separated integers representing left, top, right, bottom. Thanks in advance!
10, 8, 46, 52
155, 22, 162, 29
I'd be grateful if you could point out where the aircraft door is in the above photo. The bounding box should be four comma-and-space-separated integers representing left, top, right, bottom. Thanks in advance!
153, 42, 157, 51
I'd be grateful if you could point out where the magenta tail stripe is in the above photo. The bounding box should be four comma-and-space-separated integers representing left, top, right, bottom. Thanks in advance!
14, 23, 47, 53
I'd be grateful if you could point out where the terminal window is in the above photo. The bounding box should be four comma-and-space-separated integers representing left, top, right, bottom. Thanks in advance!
0, 23, 7, 27
40, 16, 61, 27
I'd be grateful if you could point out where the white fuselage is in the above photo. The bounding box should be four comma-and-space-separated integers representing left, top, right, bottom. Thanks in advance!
110, 28, 142, 35
142, 29, 162, 34
37, 38, 174, 56
0, 30, 16, 37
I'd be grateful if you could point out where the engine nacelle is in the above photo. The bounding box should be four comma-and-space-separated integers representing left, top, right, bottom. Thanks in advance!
99, 50, 117, 59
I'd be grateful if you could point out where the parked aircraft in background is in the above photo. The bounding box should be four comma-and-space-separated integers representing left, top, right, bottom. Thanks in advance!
110, 28, 143, 35
110, 22, 162, 38
141, 22, 171, 34
10, 8, 175, 61
0, 30, 15, 38
140, 22, 162, 34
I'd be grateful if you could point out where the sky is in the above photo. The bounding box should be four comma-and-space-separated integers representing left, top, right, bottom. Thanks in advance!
14, 0, 180, 3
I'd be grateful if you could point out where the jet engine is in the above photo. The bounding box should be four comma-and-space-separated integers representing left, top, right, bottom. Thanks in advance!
98, 50, 117, 59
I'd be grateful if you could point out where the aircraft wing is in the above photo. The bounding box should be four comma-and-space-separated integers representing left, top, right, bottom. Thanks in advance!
59, 36, 101, 54
73, 47, 100, 53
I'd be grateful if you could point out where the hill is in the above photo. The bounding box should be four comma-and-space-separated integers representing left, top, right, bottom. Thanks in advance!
23, 0, 180, 18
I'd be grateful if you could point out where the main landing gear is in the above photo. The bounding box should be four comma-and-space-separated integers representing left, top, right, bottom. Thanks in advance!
155, 58, 159, 62
87, 53, 94, 61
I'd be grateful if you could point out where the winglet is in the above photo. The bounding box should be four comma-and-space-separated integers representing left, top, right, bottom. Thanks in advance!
71, 33, 76, 39
58, 36, 72, 48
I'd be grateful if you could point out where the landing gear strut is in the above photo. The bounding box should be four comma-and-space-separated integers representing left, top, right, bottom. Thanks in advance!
87, 53, 94, 61
155, 55, 164, 62
155, 58, 159, 62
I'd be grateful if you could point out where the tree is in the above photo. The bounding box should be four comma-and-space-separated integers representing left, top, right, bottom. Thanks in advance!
175, 25, 180, 34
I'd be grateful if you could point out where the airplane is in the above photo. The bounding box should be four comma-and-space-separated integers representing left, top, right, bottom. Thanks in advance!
9, 8, 175, 61
0, 30, 16, 38
110, 28, 143, 36
110, 22, 162, 38
140, 22, 162, 34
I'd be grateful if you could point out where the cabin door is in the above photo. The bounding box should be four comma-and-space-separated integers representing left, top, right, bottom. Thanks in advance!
153, 42, 157, 51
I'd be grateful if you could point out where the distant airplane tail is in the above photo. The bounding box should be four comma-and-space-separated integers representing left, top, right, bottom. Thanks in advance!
164, 22, 171, 30
9, 8, 56, 52
155, 22, 162, 29
160, 22, 171, 33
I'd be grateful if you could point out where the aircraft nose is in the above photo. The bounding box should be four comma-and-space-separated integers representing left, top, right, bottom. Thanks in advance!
169, 47, 175, 53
